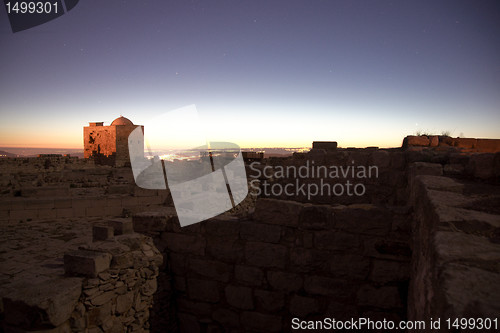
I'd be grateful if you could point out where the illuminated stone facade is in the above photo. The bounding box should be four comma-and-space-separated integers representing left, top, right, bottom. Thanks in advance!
83, 116, 143, 167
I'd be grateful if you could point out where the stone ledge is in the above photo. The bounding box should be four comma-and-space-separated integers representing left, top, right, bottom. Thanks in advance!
2, 277, 83, 329
64, 249, 112, 277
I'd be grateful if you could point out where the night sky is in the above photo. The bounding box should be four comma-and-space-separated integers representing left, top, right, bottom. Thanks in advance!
1, 0, 499, 148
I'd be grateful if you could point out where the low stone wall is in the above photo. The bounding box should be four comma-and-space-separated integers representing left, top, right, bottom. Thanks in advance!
403, 135, 500, 153
1, 142, 499, 332
1, 220, 167, 333
409, 174, 500, 323
0, 193, 167, 225
0, 159, 171, 225
132, 199, 411, 332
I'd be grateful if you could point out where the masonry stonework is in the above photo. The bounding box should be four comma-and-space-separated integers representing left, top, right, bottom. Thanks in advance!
1, 136, 499, 332
84, 116, 144, 167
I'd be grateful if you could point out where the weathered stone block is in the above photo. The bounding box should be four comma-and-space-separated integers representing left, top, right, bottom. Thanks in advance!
121, 196, 139, 207
312, 141, 338, 150
168, 252, 187, 275
454, 138, 477, 149
204, 217, 240, 237
469, 153, 495, 179
56, 208, 74, 218
72, 198, 90, 209
72, 206, 86, 217
115, 292, 134, 314
106, 196, 123, 207
267, 271, 302, 292
409, 162, 443, 179
254, 289, 285, 312
444, 163, 465, 176
2, 277, 83, 328
87, 302, 112, 327
314, 230, 361, 251
25, 198, 54, 209
188, 258, 231, 282
235, 265, 264, 286
10, 199, 26, 210
245, 241, 287, 268
177, 312, 201, 333
240, 221, 281, 243
388, 152, 405, 171
329, 254, 370, 280
289, 248, 329, 272
212, 308, 240, 327
54, 198, 72, 209
253, 198, 304, 226
86, 207, 102, 217
141, 278, 158, 296
133, 210, 170, 233
290, 295, 319, 317
104, 206, 123, 217
225, 285, 254, 310
107, 218, 133, 235
363, 238, 411, 260
187, 279, 220, 303
21, 186, 69, 198
0, 209, 9, 219
176, 297, 212, 316
357, 285, 402, 309
369, 259, 410, 283
475, 138, 500, 152
299, 205, 332, 229
429, 135, 439, 147
371, 150, 390, 168
64, 249, 112, 277
162, 232, 205, 255
108, 184, 132, 195
38, 208, 57, 219
93, 225, 114, 242
240, 311, 282, 332
304, 276, 353, 299
0, 199, 11, 211
10, 209, 34, 220
405, 135, 430, 147
333, 204, 391, 236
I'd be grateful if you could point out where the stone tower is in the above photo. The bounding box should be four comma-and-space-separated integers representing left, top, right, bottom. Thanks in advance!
84, 116, 144, 167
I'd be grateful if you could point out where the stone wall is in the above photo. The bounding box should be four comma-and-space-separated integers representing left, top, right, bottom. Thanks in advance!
403, 135, 500, 153
130, 145, 499, 332
1, 138, 499, 332
1, 220, 167, 333
132, 200, 411, 331
0, 193, 167, 225
84, 125, 117, 161
409, 174, 500, 324
0, 159, 170, 225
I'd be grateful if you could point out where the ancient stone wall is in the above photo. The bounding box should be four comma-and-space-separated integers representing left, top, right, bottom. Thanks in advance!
130, 145, 499, 332
0, 159, 170, 225
408, 173, 500, 323
84, 125, 117, 161
1, 138, 499, 332
1, 220, 167, 333
404, 135, 500, 153
132, 203, 410, 332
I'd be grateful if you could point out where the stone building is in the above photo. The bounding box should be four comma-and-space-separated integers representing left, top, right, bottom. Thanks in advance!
84, 116, 143, 166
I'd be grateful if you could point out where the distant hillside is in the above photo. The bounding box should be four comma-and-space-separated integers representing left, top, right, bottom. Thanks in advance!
0, 147, 83, 157
0, 150, 19, 157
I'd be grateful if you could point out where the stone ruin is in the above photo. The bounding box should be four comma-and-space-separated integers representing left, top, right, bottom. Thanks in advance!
84, 116, 144, 167
0, 135, 499, 332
